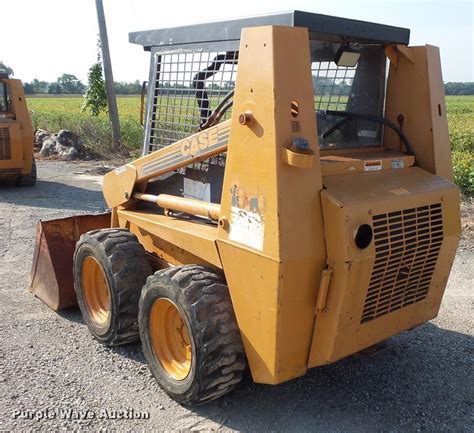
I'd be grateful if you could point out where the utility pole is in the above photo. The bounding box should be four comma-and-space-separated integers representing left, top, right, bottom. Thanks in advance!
95, 0, 124, 153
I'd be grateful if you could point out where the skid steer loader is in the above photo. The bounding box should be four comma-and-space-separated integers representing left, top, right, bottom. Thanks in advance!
29, 11, 460, 405
0, 71, 36, 185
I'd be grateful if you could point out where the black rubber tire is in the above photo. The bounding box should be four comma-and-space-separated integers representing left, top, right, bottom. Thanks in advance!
19, 156, 37, 186
74, 228, 152, 346
139, 265, 246, 406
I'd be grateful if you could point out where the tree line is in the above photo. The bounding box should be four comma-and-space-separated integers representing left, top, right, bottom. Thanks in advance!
444, 82, 474, 95
2, 60, 473, 96
18, 77, 474, 97
22, 75, 142, 95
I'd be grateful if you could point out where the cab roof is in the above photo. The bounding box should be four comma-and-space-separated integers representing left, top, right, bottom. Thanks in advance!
129, 10, 410, 51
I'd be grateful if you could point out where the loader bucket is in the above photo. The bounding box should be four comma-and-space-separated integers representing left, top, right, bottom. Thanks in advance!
29, 212, 111, 310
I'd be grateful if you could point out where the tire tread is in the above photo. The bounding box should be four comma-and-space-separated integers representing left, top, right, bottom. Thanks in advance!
75, 228, 151, 346
140, 265, 246, 405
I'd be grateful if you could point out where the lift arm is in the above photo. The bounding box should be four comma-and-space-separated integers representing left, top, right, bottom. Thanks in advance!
102, 119, 231, 209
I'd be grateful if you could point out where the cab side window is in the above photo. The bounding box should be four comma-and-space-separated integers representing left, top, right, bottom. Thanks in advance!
0, 83, 9, 112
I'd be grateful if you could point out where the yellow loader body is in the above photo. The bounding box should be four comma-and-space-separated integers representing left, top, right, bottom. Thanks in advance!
29, 12, 460, 402
0, 75, 35, 184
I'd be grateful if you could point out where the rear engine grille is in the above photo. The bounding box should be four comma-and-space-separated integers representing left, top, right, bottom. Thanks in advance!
0, 127, 11, 160
361, 203, 443, 323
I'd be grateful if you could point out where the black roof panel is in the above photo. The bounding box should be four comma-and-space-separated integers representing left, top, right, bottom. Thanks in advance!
129, 10, 410, 49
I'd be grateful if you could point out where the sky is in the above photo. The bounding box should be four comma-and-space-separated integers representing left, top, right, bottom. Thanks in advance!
2, 0, 472, 83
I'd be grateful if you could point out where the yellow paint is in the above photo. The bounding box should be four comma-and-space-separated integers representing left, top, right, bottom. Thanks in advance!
0, 78, 34, 179
83, 26, 460, 385
118, 209, 222, 268
102, 120, 231, 208
384, 45, 453, 181
215, 26, 327, 383
82, 256, 111, 326
103, 164, 137, 208
308, 167, 460, 366
149, 298, 192, 380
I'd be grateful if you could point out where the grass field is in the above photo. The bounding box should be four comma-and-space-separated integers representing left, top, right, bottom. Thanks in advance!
27, 95, 474, 196
28, 96, 145, 158
445, 96, 474, 196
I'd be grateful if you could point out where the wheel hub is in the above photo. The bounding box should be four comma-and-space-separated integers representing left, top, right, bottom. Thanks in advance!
82, 256, 111, 326
149, 298, 192, 380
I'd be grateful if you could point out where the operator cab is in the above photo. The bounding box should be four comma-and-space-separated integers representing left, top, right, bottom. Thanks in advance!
308, 40, 415, 175
312, 42, 385, 149
130, 11, 413, 206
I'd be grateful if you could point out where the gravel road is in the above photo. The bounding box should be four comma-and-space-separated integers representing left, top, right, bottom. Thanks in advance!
0, 160, 472, 432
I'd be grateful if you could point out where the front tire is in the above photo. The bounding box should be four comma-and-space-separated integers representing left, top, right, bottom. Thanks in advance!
139, 265, 246, 406
19, 156, 37, 186
73, 228, 152, 346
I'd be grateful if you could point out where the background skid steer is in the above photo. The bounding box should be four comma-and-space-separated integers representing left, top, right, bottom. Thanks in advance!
29, 11, 460, 406
0, 71, 36, 185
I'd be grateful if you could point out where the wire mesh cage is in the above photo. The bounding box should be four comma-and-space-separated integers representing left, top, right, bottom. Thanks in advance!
311, 62, 356, 111
136, 11, 406, 158
146, 50, 357, 156
145, 50, 238, 171
144, 40, 387, 164
148, 51, 238, 152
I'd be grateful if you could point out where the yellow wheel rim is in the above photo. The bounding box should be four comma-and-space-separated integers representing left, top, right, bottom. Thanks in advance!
82, 256, 111, 326
149, 298, 192, 381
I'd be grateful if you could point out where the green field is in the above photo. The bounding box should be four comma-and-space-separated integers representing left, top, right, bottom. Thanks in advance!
27, 95, 474, 196
28, 96, 145, 158
445, 96, 474, 196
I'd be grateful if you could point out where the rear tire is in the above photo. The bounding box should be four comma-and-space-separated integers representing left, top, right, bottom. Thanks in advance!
73, 228, 152, 346
139, 265, 246, 406
19, 156, 37, 186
